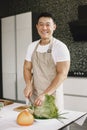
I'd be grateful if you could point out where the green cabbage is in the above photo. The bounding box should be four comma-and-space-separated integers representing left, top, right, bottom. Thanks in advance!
29, 95, 59, 119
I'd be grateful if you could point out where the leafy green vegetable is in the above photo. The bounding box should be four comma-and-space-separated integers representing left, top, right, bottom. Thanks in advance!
29, 95, 59, 119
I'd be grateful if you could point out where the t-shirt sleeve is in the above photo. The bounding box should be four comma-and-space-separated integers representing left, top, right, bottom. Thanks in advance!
25, 42, 37, 61
54, 43, 70, 62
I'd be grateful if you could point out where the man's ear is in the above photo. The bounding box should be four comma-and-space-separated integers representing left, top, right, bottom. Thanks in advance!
53, 24, 57, 31
36, 24, 38, 29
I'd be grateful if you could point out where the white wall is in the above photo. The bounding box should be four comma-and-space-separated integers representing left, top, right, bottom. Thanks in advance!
64, 77, 87, 112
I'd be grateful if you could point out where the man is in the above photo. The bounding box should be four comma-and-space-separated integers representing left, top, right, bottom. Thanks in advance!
23, 12, 70, 110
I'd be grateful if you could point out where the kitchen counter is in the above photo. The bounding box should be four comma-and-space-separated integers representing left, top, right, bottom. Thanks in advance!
0, 102, 87, 130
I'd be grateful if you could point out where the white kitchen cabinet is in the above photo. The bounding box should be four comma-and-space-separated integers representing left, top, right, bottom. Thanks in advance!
64, 95, 87, 112
16, 12, 32, 101
64, 78, 87, 112
1, 12, 32, 101
1, 16, 16, 100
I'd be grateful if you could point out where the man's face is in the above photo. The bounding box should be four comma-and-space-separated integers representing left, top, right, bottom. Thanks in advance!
36, 17, 56, 40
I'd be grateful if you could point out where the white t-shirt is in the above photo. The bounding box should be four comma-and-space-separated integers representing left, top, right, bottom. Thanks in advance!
25, 37, 70, 64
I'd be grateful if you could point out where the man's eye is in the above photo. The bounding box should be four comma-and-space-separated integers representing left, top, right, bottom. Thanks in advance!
46, 24, 50, 26
39, 23, 44, 26
39, 23, 50, 27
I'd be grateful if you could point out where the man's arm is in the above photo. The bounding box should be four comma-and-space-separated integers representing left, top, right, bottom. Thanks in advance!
23, 60, 33, 98
43, 61, 70, 95
34, 60, 70, 105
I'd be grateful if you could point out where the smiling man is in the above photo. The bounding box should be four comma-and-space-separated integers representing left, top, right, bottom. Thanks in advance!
23, 12, 70, 111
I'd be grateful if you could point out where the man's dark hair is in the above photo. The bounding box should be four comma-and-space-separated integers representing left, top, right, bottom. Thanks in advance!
37, 12, 56, 24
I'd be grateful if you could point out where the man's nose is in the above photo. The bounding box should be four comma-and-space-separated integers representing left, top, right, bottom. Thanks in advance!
43, 25, 47, 29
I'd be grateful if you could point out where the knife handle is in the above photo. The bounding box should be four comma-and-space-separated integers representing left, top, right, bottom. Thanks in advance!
25, 98, 29, 105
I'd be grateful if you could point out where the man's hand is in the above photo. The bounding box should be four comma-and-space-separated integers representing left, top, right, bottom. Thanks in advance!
34, 94, 45, 106
24, 84, 32, 98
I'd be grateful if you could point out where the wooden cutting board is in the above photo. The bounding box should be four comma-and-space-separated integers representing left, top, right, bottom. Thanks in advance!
0, 99, 13, 106
13, 105, 29, 112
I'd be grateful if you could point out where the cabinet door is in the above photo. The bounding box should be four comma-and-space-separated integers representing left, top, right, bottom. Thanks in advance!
64, 95, 87, 112
16, 12, 32, 101
1, 16, 16, 99
64, 78, 87, 96
64, 78, 87, 111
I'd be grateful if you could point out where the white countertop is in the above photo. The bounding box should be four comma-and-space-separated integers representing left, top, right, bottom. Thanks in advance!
0, 102, 87, 130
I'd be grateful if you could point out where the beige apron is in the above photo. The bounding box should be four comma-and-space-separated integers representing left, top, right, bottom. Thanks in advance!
31, 41, 64, 110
